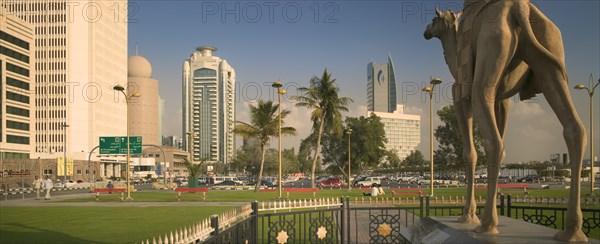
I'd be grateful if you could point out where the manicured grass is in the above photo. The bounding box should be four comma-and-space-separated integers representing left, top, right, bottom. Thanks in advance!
62, 187, 595, 203
0, 206, 233, 243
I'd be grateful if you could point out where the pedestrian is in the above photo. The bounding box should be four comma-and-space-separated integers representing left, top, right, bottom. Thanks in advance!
363, 183, 379, 197
33, 175, 43, 200
378, 184, 386, 195
43, 176, 53, 200
107, 181, 114, 194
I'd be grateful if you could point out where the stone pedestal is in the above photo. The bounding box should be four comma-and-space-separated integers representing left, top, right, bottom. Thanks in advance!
401, 216, 599, 244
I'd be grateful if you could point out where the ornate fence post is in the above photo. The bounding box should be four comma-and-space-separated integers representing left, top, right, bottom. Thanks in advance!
425, 196, 431, 217
346, 197, 351, 243
499, 194, 505, 216
507, 194, 512, 218
340, 197, 346, 244
210, 214, 219, 243
252, 201, 259, 244
419, 196, 424, 219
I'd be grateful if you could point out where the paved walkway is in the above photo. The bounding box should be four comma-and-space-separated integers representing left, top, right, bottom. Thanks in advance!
0, 193, 246, 207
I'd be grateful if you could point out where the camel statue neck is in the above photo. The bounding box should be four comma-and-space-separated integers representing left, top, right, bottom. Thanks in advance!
440, 26, 459, 80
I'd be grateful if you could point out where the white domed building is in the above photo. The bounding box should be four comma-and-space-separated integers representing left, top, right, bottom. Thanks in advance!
127, 55, 160, 145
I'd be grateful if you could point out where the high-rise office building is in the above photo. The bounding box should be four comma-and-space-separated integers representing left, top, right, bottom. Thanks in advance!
367, 54, 397, 113
0, 7, 35, 159
369, 105, 421, 160
367, 54, 420, 160
182, 46, 235, 164
128, 55, 159, 145
3, 1, 128, 160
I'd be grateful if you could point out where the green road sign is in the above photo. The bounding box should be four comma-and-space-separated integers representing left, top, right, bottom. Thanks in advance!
99, 136, 142, 154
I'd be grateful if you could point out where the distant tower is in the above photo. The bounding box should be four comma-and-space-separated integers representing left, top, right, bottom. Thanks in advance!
368, 54, 397, 113
182, 46, 236, 164
127, 55, 159, 145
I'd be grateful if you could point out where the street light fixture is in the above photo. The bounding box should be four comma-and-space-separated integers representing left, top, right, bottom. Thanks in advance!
346, 128, 353, 191
61, 124, 69, 187
272, 81, 285, 199
574, 74, 599, 196
422, 77, 442, 197
113, 84, 141, 200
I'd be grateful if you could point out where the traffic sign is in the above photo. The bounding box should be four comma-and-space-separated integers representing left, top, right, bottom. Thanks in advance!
99, 136, 142, 154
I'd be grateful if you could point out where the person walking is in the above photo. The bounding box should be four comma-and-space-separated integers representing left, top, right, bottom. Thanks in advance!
32, 175, 43, 200
43, 176, 53, 200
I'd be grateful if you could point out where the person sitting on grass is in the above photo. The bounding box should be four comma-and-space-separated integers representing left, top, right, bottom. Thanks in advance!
378, 184, 386, 195
363, 183, 379, 197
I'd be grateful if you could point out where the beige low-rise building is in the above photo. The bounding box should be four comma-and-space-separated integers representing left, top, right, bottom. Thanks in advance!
128, 55, 160, 145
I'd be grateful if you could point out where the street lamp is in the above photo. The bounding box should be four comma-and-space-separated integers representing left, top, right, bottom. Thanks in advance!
346, 128, 353, 191
422, 77, 442, 197
113, 84, 141, 200
272, 81, 286, 199
575, 74, 599, 196
61, 124, 69, 186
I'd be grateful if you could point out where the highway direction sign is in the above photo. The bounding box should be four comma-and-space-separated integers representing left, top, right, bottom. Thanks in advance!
99, 136, 142, 154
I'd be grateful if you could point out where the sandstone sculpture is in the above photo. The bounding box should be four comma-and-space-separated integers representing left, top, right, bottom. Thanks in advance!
424, 0, 587, 241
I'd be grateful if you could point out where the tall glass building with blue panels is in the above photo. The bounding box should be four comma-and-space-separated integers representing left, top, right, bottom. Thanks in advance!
182, 46, 236, 165
367, 54, 397, 113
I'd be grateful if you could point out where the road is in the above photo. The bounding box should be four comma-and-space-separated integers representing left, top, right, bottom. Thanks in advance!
0, 183, 153, 201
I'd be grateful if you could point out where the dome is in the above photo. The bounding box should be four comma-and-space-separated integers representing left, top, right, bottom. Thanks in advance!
128, 55, 152, 78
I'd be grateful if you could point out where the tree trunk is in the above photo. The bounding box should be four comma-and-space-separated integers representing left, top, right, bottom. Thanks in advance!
310, 118, 325, 188
254, 144, 267, 192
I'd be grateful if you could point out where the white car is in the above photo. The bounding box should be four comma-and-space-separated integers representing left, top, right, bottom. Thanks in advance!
356, 177, 382, 187
54, 180, 78, 188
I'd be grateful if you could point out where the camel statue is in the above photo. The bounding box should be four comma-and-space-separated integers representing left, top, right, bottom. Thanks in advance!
423, 1, 588, 241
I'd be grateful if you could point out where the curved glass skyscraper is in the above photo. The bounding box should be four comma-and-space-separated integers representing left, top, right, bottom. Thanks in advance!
182, 46, 235, 164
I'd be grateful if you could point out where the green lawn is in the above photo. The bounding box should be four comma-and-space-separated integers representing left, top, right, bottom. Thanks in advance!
2, 188, 596, 243
0, 206, 233, 243
61, 187, 596, 203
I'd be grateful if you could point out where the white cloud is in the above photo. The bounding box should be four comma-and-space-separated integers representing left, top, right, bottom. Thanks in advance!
404, 105, 424, 115
512, 101, 544, 116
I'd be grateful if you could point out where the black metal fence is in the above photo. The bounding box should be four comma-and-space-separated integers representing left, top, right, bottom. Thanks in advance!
201, 195, 599, 243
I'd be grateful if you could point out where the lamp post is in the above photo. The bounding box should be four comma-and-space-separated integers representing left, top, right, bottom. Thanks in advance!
272, 81, 286, 199
422, 77, 442, 197
113, 84, 141, 200
61, 124, 69, 187
575, 74, 599, 196
346, 128, 353, 191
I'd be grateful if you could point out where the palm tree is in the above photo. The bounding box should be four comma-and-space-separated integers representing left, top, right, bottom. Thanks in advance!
183, 158, 205, 188
293, 69, 353, 188
234, 100, 296, 192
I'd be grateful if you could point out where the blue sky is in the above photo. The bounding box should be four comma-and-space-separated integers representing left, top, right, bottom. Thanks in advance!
128, 0, 600, 163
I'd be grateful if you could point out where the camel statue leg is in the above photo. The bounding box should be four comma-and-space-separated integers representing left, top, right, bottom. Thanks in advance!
522, 64, 587, 242
470, 20, 516, 233
454, 84, 480, 224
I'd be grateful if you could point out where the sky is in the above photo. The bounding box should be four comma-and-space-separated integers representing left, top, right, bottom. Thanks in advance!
127, 0, 600, 163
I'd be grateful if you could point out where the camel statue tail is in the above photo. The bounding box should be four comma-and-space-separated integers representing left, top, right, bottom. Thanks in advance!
514, 2, 567, 81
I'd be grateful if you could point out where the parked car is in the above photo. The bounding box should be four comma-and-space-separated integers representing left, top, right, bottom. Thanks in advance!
518, 175, 541, 183
319, 178, 341, 187
197, 177, 208, 184
54, 180, 77, 188
215, 180, 243, 186
355, 177, 382, 187
175, 178, 188, 187
212, 176, 244, 185
263, 177, 278, 186
260, 179, 276, 187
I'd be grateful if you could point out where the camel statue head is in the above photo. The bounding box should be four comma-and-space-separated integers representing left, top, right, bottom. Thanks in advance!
424, 8, 461, 40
